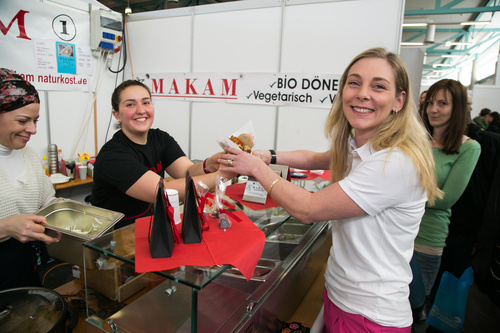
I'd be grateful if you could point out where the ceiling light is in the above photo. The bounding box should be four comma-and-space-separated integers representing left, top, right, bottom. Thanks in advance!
401, 42, 425, 46
461, 21, 491, 26
425, 24, 436, 43
441, 55, 461, 58
125, 0, 132, 15
402, 23, 428, 27
445, 41, 472, 46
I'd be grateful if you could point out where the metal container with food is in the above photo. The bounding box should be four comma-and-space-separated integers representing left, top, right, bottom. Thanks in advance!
36, 200, 124, 267
36, 200, 124, 241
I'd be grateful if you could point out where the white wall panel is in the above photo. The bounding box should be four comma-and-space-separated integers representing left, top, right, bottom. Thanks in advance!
152, 99, 191, 153
190, 102, 277, 160
192, 7, 283, 72
113, 0, 404, 159
280, 0, 401, 73
126, 16, 193, 74
276, 106, 331, 152
470, 85, 500, 119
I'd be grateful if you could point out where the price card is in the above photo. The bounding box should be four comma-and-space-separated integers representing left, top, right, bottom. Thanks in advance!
242, 177, 268, 204
270, 164, 290, 181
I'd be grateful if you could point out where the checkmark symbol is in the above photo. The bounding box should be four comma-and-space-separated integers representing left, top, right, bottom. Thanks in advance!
246, 93, 252, 99
269, 81, 276, 88
320, 97, 327, 103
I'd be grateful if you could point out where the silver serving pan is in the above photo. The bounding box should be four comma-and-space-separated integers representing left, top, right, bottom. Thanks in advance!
36, 200, 124, 241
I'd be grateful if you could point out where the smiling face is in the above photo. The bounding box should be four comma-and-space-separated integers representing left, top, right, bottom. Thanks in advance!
342, 57, 405, 146
426, 88, 453, 131
0, 103, 39, 150
112, 85, 154, 144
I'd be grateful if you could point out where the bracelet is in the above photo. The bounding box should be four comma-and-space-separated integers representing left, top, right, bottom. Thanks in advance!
203, 158, 211, 174
269, 149, 277, 164
267, 177, 282, 195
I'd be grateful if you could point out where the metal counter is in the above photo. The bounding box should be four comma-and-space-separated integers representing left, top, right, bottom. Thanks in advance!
84, 179, 331, 332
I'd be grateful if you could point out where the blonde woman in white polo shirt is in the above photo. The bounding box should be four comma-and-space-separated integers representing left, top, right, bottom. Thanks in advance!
219, 48, 441, 332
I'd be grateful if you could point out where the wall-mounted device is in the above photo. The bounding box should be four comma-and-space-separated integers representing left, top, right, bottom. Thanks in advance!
90, 9, 123, 53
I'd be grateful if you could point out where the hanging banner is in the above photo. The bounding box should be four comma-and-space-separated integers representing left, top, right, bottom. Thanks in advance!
0, 0, 94, 91
137, 72, 341, 109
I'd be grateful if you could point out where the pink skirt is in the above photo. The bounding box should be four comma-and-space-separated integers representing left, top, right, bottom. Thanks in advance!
322, 289, 411, 333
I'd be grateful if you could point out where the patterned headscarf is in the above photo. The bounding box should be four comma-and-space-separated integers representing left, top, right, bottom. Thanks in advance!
0, 68, 40, 113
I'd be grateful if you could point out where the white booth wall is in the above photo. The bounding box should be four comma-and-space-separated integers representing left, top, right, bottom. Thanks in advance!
4, 0, 405, 162
124, 0, 405, 160
471, 85, 500, 116
2, 0, 405, 200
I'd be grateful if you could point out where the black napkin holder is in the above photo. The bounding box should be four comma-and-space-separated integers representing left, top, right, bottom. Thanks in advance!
149, 180, 175, 258
182, 171, 203, 244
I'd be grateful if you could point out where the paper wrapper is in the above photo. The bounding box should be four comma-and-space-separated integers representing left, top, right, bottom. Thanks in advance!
217, 120, 256, 151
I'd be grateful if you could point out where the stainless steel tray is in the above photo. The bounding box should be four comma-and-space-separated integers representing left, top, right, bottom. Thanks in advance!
36, 201, 124, 241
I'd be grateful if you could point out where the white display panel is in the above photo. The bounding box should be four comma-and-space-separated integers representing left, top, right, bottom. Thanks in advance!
151, 99, 191, 152
276, 106, 331, 152
126, 15, 193, 73
192, 7, 283, 72
191, 103, 277, 160
126, 0, 404, 158
280, 0, 402, 73
470, 85, 500, 119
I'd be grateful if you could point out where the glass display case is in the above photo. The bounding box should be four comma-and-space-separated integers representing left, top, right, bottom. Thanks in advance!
83, 179, 331, 332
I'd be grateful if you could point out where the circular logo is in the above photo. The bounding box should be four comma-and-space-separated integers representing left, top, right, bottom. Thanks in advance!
52, 14, 77, 41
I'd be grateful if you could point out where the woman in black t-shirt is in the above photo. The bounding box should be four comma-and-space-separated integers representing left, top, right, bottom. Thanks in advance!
90, 80, 235, 227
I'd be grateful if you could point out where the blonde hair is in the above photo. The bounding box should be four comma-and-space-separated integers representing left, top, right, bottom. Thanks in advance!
324, 48, 442, 205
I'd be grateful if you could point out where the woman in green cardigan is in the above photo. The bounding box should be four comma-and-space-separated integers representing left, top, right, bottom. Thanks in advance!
412, 79, 481, 321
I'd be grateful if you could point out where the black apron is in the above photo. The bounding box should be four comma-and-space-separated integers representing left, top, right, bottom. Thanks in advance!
0, 238, 41, 291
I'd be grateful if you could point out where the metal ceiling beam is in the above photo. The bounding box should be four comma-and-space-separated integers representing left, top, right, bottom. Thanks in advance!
104, 0, 129, 6
405, 6, 500, 16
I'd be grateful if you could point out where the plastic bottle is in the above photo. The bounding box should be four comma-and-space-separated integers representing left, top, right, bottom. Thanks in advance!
58, 149, 64, 173
42, 155, 49, 175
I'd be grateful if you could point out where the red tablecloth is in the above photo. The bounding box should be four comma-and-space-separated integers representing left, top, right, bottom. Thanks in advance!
135, 211, 265, 281
225, 183, 280, 210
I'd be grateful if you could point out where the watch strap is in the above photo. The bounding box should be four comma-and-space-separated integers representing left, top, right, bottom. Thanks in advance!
269, 149, 277, 164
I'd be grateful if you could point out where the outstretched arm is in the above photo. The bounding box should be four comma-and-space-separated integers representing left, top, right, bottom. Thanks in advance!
253, 149, 331, 170
219, 147, 364, 224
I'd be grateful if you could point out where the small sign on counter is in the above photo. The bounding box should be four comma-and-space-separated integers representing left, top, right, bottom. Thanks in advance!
242, 177, 268, 204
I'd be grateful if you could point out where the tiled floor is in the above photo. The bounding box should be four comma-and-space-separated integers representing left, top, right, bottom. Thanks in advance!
413, 321, 430, 333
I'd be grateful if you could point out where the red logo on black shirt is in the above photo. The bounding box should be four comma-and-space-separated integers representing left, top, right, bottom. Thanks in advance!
150, 162, 162, 174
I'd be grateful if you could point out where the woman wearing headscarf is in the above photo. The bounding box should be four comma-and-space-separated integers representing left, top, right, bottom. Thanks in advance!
0, 68, 60, 291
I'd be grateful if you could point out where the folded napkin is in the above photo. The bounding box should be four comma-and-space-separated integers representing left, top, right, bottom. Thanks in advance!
135, 211, 265, 281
